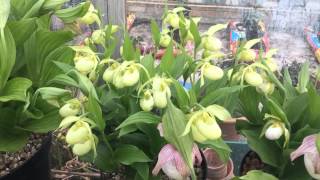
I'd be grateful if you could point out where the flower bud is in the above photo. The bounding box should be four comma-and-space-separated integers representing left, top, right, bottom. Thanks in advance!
203, 64, 224, 81
79, 4, 100, 25
245, 71, 263, 86
91, 29, 105, 44
194, 114, 221, 140
265, 123, 283, 140
191, 125, 207, 143
72, 138, 92, 156
66, 121, 90, 145
140, 90, 154, 111
203, 36, 222, 51
265, 58, 278, 72
239, 49, 256, 62
153, 91, 167, 108
122, 67, 140, 87
256, 82, 275, 95
75, 59, 95, 75
159, 34, 171, 48
59, 100, 81, 117
103, 63, 119, 83
113, 72, 125, 89
167, 13, 180, 29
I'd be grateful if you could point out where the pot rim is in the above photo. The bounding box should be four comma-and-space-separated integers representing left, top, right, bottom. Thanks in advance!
0, 134, 51, 179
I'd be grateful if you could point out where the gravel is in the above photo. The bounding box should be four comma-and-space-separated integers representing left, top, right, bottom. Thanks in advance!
0, 134, 45, 177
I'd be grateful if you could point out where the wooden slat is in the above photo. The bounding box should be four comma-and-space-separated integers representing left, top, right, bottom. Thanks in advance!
93, 0, 126, 58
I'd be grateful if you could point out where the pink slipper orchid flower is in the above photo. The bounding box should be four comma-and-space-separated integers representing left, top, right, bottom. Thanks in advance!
290, 134, 320, 179
152, 144, 202, 180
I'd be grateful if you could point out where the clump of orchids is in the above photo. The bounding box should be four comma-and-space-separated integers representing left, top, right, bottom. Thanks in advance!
57, 98, 98, 156
228, 39, 279, 95
56, 4, 240, 180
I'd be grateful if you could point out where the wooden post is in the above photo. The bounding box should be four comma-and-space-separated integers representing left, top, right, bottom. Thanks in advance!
93, 0, 126, 58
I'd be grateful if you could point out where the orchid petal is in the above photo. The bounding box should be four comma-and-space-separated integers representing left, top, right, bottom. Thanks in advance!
174, 151, 190, 177
304, 153, 320, 179
157, 123, 164, 137
152, 144, 176, 175
206, 105, 231, 121
291, 135, 317, 161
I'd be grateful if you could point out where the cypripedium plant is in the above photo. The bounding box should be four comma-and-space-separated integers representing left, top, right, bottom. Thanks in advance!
0, 0, 94, 153
237, 61, 320, 179
53, 4, 239, 180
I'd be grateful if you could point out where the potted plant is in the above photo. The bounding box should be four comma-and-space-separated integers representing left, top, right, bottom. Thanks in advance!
0, 0, 94, 179
235, 53, 320, 180
53, 4, 242, 179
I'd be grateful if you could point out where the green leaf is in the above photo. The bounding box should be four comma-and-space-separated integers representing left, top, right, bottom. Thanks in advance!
68, 70, 98, 99
189, 19, 201, 48
24, 30, 73, 86
172, 79, 190, 111
200, 85, 244, 106
119, 125, 138, 137
116, 111, 160, 130
0, 77, 32, 102
23, 0, 46, 19
132, 163, 149, 180
241, 129, 281, 167
239, 170, 278, 180
40, 46, 75, 86
284, 94, 308, 124
170, 53, 189, 78
86, 90, 105, 131
0, 108, 30, 152
201, 138, 232, 163
159, 41, 174, 73
0, 129, 29, 152
90, 142, 118, 172
140, 54, 156, 77
8, 18, 37, 45
48, 74, 78, 87
114, 145, 151, 165
150, 19, 160, 48
207, 24, 227, 36
0, 0, 10, 29
162, 99, 196, 179
0, 27, 16, 90
54, 2, 90, 23
266, 97, 289, 126
307, 85, 320, 128
283, 68, 297, 98
42, 0, 68, 10
297, 62, 310, 93
123, 32, 136, 61
21, 110, 60, 133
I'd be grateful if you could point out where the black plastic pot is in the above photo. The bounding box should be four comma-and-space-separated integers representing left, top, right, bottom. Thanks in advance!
239, 150, 264, 176
0, 135, 52, 180
198, 149, 208, 180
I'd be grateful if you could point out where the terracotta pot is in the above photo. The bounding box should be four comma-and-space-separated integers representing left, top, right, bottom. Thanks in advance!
204, 148, 234, 180
220, 118, 246, 141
